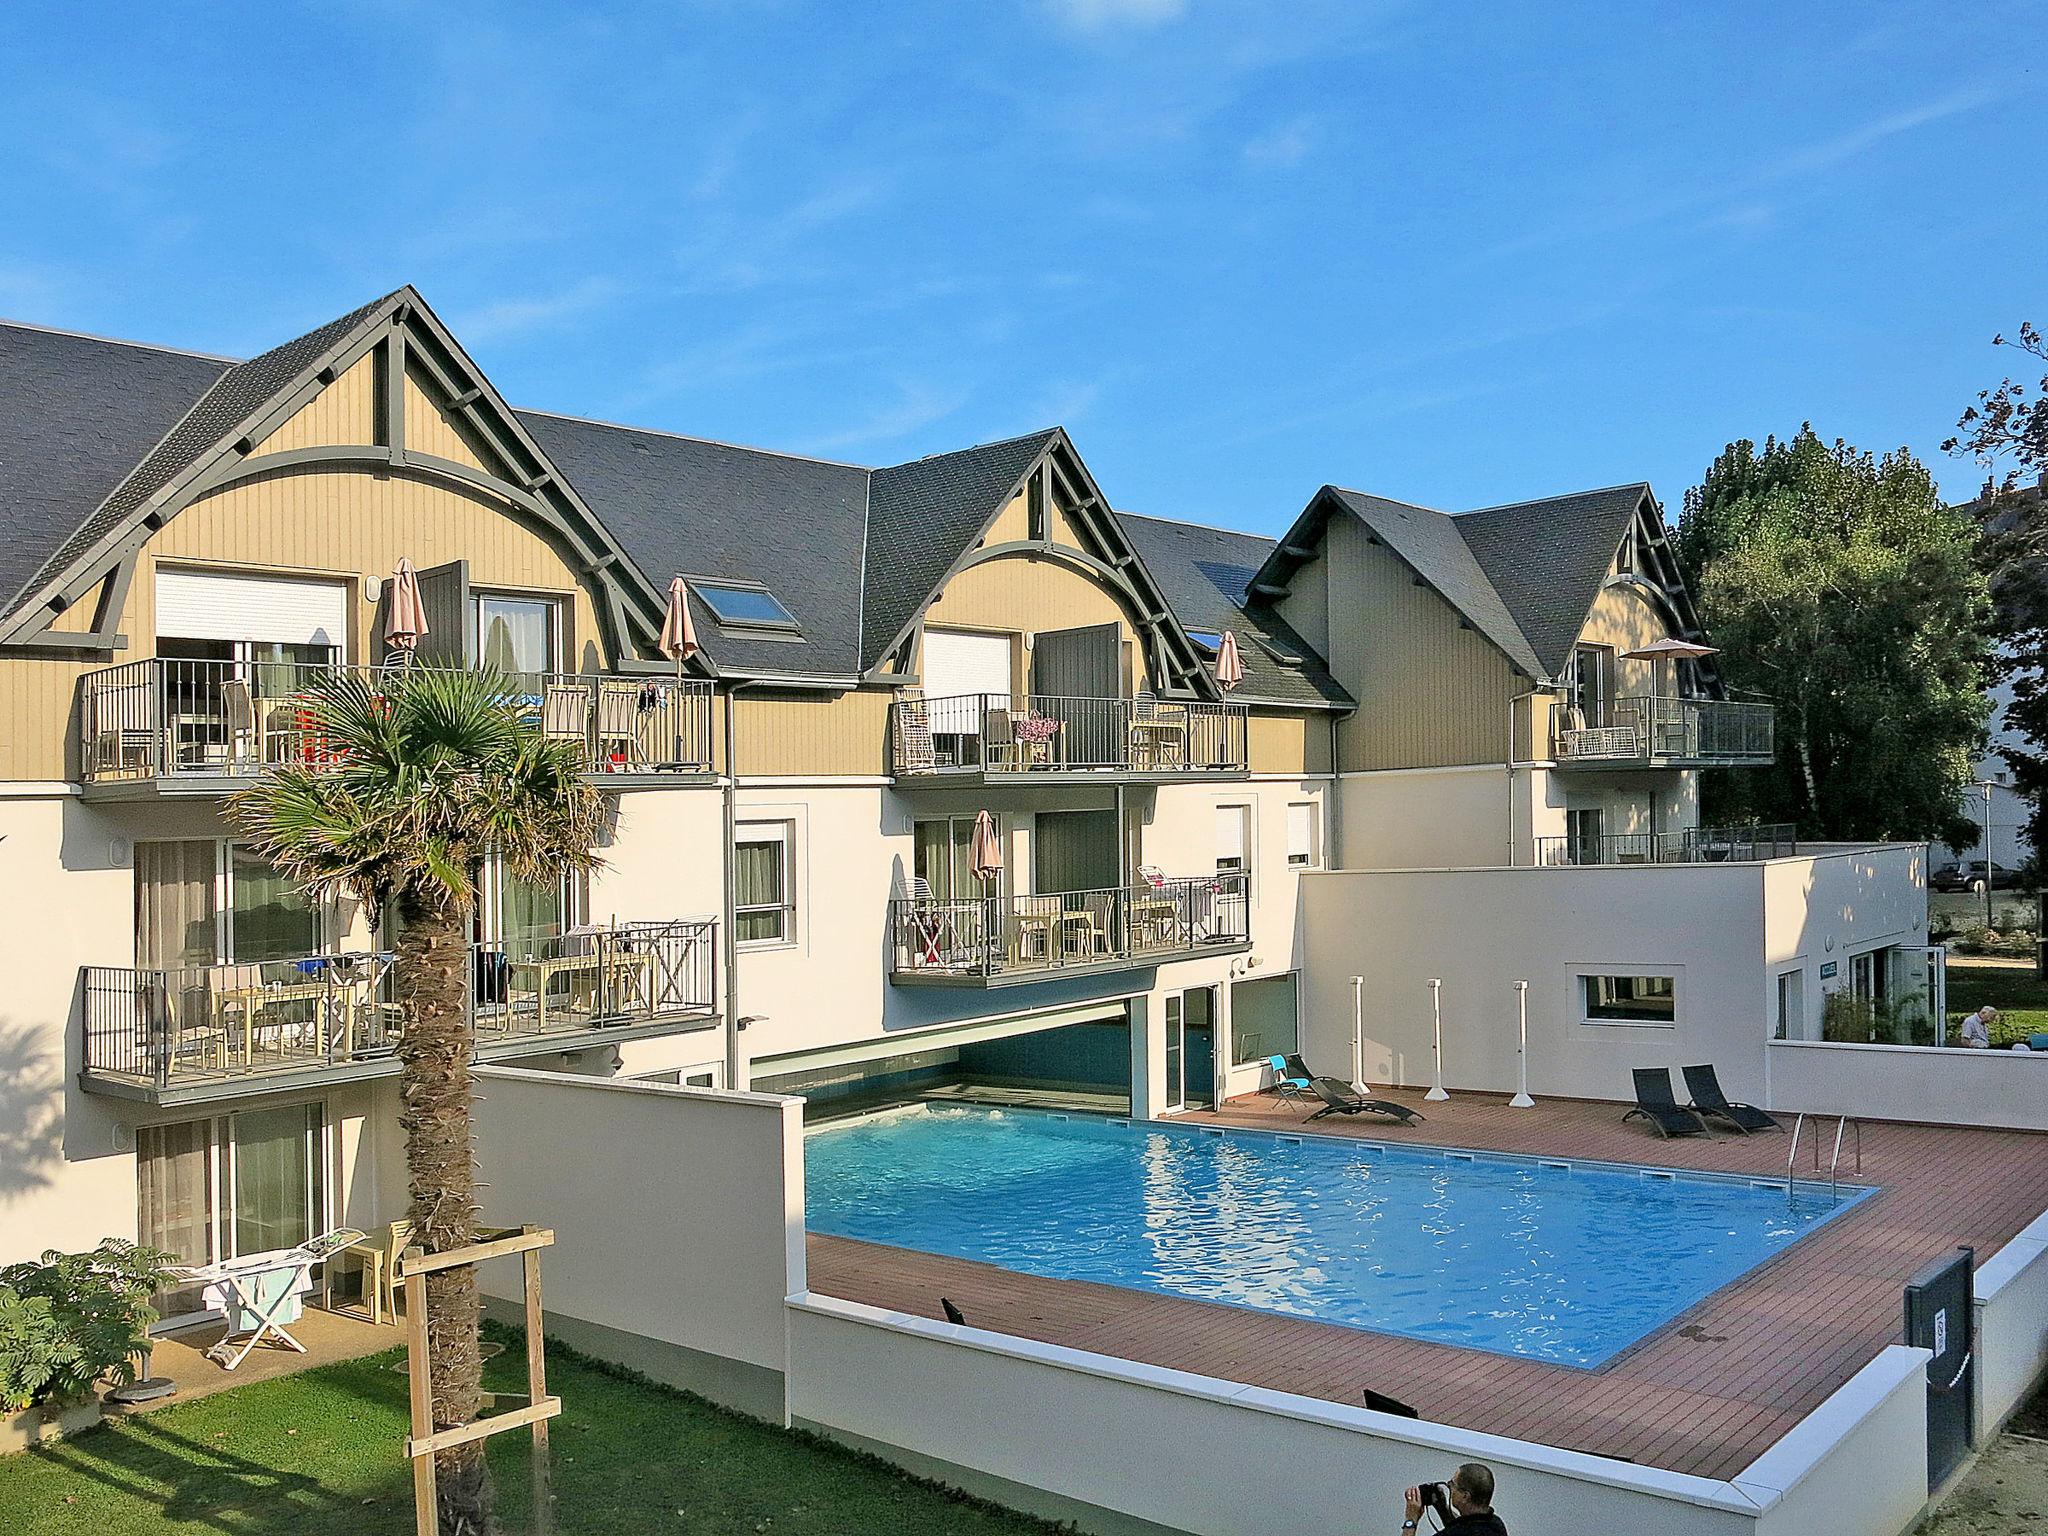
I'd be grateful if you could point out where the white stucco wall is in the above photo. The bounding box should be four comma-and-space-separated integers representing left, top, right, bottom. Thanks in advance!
1296, 845, 1925, 1110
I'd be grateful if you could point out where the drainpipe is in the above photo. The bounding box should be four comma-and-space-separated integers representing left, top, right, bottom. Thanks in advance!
1506, 685, 1546, 867
722, 681, 751, 1089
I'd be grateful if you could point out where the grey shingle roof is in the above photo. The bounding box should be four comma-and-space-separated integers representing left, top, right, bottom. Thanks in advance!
5, 293, 401, 623
861, 430, 1061, 666
1114, 511, 1350, 709
1327, 488, 1547, 678
1455, 484, 1651, 679
0, 324, 230, 617
516, 410, 872, 679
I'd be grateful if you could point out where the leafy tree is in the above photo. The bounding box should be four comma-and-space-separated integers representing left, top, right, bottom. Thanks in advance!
230, 668, 605, 1535
1675, 426, 1991, 846
1947, 322, 2048, 855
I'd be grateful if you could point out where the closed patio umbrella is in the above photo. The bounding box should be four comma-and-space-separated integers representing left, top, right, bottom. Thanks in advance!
382, 558, 428, 665
659, 577, 700, 679
968, 810, 1003, 884
1213, 630, 1245, 692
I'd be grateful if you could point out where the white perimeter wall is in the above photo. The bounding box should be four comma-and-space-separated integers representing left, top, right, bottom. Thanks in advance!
1766, 1040, 2048, 1131
1977, 1209, 2048, 1433
1296, 845, 1925, 1110
471, 1066, 804, 1405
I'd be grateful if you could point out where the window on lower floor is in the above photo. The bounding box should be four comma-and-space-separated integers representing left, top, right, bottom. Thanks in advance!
1215, 804, 1250, 876
1286, 801, 1318, 868
1582, 974, 1677, 1025
735, 821, 795, 945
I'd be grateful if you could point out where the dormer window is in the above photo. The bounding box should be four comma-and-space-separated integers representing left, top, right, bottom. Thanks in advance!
689, 580, 799, 633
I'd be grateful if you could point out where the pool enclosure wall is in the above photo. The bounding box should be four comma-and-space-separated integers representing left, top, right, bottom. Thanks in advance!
1296, 842, 1930, 1114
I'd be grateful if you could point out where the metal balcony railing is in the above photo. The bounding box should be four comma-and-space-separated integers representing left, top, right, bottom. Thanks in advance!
890, 873, 1250, 981
77, 660, 714, 785
1531, 823, 1799, 867
892, 693, 1249, 777
1552, 695, 1774, 766
81, 919, 717, 1096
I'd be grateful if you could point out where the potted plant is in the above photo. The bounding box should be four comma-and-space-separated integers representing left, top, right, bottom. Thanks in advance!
0, 1239, 177, 1452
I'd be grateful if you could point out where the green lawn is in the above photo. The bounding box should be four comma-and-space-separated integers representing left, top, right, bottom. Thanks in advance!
1945, 963, 2048, 1040
0, 1330, 1057, 1535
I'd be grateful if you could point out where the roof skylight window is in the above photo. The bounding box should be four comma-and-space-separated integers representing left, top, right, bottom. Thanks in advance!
1185, 628, 1223, 655
690, 580, 798, 631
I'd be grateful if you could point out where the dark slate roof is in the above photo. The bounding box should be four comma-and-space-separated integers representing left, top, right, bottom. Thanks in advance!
6, 293, 401, 621
861, 430, 1060, 666
1327, 488, 1546, 677
0, 323, 230, 617
1114, 511, 1350, 709
1455, 484, 1651, 679
516, 410, 873, 679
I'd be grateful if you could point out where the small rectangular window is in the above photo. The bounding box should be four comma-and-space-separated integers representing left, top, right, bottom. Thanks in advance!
1286, 802, 1318, 868
1215, 805, 1250, 875
690, 581, 798, 630
1582, 974, 1676, 1025
735, 821, 795, 945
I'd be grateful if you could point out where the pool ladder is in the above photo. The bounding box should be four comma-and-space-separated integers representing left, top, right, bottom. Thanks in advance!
1785, 1112, 1861, 1200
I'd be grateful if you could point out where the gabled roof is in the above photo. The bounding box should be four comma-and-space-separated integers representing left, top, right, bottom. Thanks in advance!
1114, 511, 1351, 710
5, 293, 402, 625
862, 429, 1061, 667
0, 324, 232, 619
0, 296, 1252, 698
1253, 481, 1665, 684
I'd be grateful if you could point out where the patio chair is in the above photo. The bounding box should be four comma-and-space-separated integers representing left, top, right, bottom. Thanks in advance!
940, 1297, 967, 1326
1362, 1388, 1420, 1419
326, 1218, 413, 1325
593, 682, 644, 769
1623, 1067, 1710, 1139
1267, 1053, 1313, 1104
1306, 1078, 1425, 1126
1682, 1064, 1781, 1134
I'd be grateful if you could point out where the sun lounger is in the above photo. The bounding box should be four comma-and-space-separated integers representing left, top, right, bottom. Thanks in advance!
1682, 1064, 1781, 1133
1305, 1077, 1424, 1125
1622, 1068, 1709, 1139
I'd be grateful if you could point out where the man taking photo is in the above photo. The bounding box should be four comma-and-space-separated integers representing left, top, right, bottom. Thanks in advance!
1400, 1462, 1506, 1534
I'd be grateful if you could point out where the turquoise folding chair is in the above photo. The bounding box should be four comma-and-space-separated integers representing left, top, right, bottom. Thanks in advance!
1268, 1053, 1313, 1104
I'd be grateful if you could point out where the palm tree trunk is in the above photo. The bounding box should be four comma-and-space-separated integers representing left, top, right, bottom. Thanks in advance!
395, 888, 493, 1536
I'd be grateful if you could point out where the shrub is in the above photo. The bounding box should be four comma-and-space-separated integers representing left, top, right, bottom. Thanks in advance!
0, 1239, 178, 1412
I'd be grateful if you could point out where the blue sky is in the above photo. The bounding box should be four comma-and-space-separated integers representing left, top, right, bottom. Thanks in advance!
0, 1, 2038, 535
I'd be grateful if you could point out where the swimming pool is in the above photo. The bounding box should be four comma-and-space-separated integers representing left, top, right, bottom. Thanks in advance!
804, 1105, 1872, 1367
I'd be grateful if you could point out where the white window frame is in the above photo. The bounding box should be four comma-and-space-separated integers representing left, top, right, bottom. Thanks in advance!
1215, 804, 1251, 877
735, 820, 796, 949
473, 590, 563, 674
1578, 971, 1679, 1028
1286, 801, 1319, 869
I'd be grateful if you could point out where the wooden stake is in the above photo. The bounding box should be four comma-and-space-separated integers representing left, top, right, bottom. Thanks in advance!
402, 1246, 436, 1536
523, 1225, 554, 1536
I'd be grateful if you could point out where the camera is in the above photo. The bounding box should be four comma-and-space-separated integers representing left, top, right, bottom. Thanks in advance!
1417, 1481, 1454, 1517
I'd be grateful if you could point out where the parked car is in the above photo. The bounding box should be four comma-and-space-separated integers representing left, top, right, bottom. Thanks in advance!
1930, 860, 2020, 893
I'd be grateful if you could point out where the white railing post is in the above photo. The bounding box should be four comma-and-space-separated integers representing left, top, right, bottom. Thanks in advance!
1425, 978, 1450, 1101
1510, 979, 1534, 1107
1350, 975, 1367, 1095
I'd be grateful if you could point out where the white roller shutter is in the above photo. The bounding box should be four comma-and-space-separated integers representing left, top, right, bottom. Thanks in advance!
155, 570, 349, 647
921, 628, 1012, 700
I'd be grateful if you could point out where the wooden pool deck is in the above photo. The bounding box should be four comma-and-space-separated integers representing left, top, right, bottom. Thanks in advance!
805, 1085, 2048, 1479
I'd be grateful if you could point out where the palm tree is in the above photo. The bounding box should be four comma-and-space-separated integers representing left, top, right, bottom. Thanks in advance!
231, 667, 606, 1534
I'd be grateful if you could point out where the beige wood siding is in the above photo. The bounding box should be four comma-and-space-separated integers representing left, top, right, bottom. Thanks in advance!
1248, 710, 1331, 776
0, 657, 95, 780
733, 690, 892, 776
1576, 578, 1672, 697
1276, 544, 1330, 660
920, 553, 1151, 692
979, 478, 1096, 558
402, 366, 493, 471
254, 352, 378, 453
1324, 515, 1521, 771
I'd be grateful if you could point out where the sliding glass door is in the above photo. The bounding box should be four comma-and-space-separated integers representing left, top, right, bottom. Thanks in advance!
229, 1103, 323, 1258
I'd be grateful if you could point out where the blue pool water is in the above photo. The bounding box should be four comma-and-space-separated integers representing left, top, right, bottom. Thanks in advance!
804, 1105, 1872, 1367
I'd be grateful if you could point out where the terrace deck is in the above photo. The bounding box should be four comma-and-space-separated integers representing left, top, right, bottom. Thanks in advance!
806, 1085, 2048, 1479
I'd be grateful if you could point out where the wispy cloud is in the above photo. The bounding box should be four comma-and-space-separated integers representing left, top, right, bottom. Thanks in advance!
1242, 116, 1318, 168
796, 379, 970, 454
1042, 0, 1189, 35
1758, 85, 2007, 180
458, 276, 627, 343
674, 171, 893, 295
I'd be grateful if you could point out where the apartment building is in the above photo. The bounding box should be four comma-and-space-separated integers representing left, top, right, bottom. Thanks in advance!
0, 284, 1929, 1294
0, 288, 1340, 1281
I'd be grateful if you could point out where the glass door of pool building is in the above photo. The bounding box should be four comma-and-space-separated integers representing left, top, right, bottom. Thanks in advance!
1163, 987, 1216, 1111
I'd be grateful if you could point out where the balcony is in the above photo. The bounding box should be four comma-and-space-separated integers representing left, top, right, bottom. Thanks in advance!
1532, 823, 1799, 867
892, 693, 1249, 784
1552, 695, 1774, 768
79, 919, 718, 1106
890, 874, 1251, 987
77, 659, 714, 797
